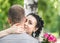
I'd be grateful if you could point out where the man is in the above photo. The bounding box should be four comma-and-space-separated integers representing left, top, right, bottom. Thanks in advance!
0, 5, 39, 43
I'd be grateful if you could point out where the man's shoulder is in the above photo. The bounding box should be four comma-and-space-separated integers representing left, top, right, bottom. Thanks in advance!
0, 33, 37, 40
0, 33, 39, 43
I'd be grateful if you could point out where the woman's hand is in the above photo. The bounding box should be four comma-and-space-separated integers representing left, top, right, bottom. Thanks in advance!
7, 23, 26, 34
0, 23, 25, 38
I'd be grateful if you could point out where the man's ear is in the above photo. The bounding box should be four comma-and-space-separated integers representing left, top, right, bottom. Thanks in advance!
8, 18, 11, 24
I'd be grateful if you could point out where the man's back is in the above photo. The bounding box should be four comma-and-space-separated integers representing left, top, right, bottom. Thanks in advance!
0, 33, 39, 43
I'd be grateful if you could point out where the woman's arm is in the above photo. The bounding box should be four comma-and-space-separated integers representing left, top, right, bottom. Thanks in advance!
0, 24, 25, 38
0, 28, 10, 38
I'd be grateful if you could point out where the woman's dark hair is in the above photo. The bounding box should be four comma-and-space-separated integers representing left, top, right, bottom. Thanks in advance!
27, 13, 44, 37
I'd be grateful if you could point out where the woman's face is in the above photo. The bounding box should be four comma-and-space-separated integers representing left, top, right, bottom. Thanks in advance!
24, 15, 37, 35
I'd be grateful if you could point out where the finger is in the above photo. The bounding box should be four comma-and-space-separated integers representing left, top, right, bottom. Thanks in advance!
13, 23, 21, 26
16, 29, 25, 33
16, 23, 20, 26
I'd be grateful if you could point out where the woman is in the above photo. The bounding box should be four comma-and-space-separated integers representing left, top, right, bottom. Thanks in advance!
24, 13, 44, 38
0, 13, 44, 39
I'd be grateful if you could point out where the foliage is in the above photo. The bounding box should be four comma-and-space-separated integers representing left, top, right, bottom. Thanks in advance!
38, 0, 59, 35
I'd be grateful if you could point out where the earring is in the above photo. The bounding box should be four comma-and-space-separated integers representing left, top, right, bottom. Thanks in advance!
33, 32, 36, 37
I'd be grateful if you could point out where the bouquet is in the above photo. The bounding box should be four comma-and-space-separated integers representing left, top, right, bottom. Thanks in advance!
41, 33, 57, 43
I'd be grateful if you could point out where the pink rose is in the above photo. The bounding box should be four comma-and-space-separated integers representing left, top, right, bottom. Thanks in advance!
48, 35, 57, 42
44, 33, 49, 39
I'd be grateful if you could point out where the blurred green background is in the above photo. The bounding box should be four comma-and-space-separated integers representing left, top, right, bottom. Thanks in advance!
0, 0, 60, 37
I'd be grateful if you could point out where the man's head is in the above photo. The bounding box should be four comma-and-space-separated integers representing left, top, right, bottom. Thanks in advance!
8, 5, 26, 25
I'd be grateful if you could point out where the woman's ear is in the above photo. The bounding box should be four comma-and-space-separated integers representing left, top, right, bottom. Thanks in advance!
34, 28, 38, 32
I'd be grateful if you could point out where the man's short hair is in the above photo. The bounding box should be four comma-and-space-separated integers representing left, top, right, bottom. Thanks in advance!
8, 5, 25, 24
